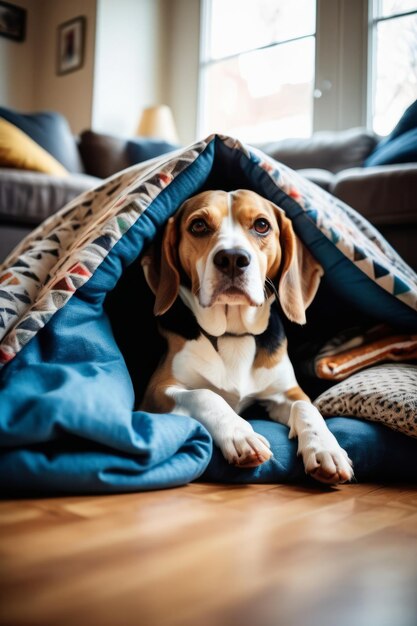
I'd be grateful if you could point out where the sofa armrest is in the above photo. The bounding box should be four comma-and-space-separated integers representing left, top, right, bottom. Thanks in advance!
0, 169, 101, 226
331, 164, 417, 225
296, 168, 335, 191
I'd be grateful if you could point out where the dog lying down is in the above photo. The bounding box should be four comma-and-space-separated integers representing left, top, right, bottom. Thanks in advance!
141, 189, 354, 485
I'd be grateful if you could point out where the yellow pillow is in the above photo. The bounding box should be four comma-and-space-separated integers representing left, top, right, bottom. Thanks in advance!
0, 118, 68, 176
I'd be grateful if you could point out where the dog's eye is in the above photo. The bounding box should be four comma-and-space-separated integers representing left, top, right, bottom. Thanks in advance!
189, 218, 210, 236
253, 218, 271, 235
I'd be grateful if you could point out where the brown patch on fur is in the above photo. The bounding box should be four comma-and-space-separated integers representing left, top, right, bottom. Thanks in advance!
178, 192, 229, 294
273, 206, 324, 325
285, 386, 311, 403
253, 338, 288, 369
140, 330, 186, 413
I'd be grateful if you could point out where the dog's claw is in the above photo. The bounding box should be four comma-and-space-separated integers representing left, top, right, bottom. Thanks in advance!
221, 426, 273, 468
304, 447, 354, 485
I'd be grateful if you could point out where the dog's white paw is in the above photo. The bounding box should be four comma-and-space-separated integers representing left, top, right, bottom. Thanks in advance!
220, 422, 272, 468
301, 441, 354, 484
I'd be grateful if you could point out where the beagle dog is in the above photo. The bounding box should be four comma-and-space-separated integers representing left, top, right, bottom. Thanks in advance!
141, 189, 354, 484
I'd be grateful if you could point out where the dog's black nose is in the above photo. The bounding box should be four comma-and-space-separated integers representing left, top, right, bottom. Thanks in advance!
213, 248, 251, 278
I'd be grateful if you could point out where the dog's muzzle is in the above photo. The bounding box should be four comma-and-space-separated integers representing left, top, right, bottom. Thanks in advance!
203, 245, 262, 307
213, 247, 251, 280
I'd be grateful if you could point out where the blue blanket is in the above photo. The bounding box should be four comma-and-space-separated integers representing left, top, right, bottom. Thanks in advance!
1, 134, 417, 493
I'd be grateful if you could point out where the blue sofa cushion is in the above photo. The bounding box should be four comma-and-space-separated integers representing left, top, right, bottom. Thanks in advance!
365, 98, 417, 166
127, 137, 179, 164
0, 106, 84, 173
202, 417, 417, 483
364, 128, 417, 166
381, 98, 417, 144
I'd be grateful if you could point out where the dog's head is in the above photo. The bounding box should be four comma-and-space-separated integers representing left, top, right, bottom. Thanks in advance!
142, 189, 323, 324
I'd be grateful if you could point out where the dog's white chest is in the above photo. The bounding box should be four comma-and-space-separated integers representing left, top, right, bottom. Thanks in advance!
171, 335, 282, 411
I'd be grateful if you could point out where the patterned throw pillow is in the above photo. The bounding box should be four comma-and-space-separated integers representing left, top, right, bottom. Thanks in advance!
314, 364, 417, 438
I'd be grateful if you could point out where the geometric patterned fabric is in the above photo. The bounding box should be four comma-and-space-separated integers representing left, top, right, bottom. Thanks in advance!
315, 364, 417, 438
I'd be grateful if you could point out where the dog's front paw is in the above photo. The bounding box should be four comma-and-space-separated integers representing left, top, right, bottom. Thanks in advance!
221, 422, 272, 468
301, 440, 354, 485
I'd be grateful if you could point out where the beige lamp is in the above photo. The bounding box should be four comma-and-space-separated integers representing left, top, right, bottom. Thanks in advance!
136, 105, 179, 143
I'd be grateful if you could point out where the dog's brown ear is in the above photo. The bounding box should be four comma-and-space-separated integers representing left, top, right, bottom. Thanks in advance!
273, 205, 323, 325
141, 216, 180, 316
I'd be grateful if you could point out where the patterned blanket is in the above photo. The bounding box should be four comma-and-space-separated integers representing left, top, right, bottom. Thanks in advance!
1, 134, 417, 493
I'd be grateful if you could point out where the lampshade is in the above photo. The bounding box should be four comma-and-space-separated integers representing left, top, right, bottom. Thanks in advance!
136, 105, 179, 143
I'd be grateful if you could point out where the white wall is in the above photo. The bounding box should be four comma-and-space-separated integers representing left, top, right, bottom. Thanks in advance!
0, 0, 38, 111
92, 0, 167, 136
314, 0, 368, 131
164, 0, 201, 145
92, 0, 201, 143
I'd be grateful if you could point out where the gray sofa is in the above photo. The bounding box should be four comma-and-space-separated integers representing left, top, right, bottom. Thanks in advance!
1, 127, 416, 269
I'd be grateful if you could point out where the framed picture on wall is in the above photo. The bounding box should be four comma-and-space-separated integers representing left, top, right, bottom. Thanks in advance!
0, 0, 26, 42
57, 16, 86, 76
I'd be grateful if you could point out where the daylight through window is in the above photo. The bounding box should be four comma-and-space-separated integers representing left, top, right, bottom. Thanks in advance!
199, 0, 316, 142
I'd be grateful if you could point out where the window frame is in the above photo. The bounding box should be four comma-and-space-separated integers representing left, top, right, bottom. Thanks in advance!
367, 0, 417, 131
198, 0, 417, 140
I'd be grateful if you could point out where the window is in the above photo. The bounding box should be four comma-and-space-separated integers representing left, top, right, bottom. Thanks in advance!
198, 0, 316, 143
369, 0, 417, 135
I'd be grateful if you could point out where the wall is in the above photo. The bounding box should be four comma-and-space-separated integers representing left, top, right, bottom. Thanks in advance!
0, 0, 192, 141
314, 0, 368, 131
92, 0, 201, 143
0, 0, 38, 111
0, 0, 96, 134
34, 0, 97, 134
164, 0, 201, 145
92, 0, 168, 136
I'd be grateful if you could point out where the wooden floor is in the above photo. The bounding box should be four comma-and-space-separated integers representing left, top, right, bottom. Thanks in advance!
1, 483, 417, 626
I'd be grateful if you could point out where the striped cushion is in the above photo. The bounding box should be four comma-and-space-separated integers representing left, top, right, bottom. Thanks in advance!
313, 324, 417, 380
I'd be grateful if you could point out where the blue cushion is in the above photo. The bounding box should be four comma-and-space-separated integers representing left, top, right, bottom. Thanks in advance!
381, 98, 417, 144
0, 106, 83, 173
364, 128, 417, 166
364, 98, 417, 166
127, 137, 179, 164
202, 417, 417, 484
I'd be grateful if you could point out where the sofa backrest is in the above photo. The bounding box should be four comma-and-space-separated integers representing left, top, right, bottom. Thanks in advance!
256, 127, 379, 173
78, 130, 180, 179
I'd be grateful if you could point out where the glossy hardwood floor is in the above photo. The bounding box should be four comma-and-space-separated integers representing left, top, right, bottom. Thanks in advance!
1, 482, 416, 626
